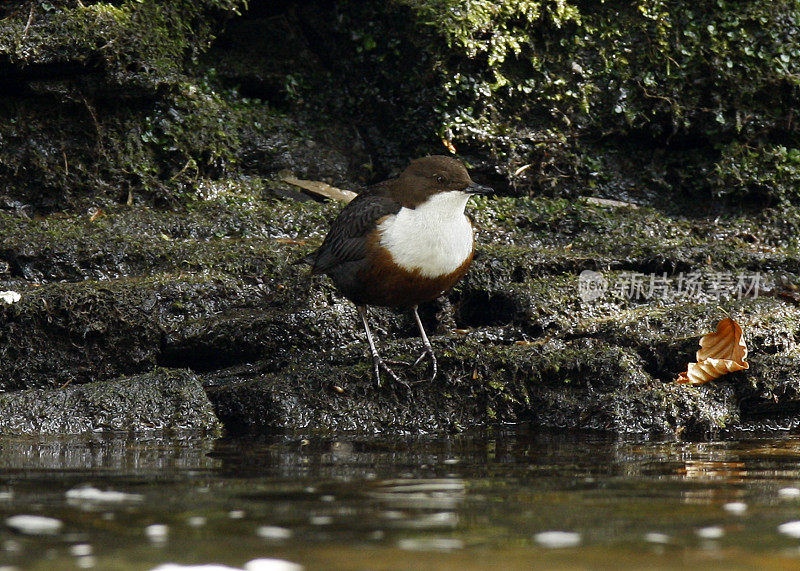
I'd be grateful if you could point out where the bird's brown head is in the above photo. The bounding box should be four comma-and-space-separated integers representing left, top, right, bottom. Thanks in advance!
391, 155, 491, 208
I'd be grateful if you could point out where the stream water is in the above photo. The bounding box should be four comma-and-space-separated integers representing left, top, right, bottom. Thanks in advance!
2, 429, 800, 569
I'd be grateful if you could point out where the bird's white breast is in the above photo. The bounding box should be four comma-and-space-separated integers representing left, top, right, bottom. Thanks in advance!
377, 191, 474, 278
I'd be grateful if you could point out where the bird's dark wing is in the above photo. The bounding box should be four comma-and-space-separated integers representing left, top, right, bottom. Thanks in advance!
308, 189, 401, 274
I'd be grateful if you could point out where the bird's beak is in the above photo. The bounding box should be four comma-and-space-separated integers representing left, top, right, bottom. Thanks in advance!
465, 181, 493, 195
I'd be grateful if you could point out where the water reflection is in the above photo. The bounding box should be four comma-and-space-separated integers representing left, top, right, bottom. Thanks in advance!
2, 430, 800, 569
0, 434, 217, 473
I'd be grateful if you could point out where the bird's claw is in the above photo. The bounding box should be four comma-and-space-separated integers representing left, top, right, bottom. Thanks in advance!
373, 357, 410, 389
412, 346, 438, 382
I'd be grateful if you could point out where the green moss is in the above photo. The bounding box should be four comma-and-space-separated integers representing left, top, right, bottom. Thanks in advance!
141, 82, 243, 196
399, 0, 800, 142
712, 143, 800, 205
472, 195, 800, 275
0, 1, 285, 208
0, 195, 329, 282
5, 1, 800, 206
269, 0, 800, 200
0, 1, 247, 89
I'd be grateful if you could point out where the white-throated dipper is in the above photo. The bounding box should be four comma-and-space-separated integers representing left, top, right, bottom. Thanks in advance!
301, 155, 491, 386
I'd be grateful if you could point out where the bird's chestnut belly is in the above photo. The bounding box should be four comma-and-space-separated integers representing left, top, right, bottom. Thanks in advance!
351, 248, 474, 308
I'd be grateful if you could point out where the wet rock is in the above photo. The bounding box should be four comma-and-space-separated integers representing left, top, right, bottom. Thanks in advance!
0, 197, 349, 389
0, 368, 220, 435
202, 194, 800, 436
206, 334, 730, 435
0, 271, 362, 390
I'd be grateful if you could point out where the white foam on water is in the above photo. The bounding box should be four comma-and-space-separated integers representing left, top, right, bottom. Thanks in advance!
145, 524, 169, 543
255, 526, 292, 540
723, 501, 747, 515
696, 526, 724, 539
643, 532, 670, 544
66, 486, 143, 503
534, 531, 581, 548
70, 544, 93, 557
5, 515, 63, 535
186, 516, 207, 528
244, 559, 304, 571
778, 520, 800, 538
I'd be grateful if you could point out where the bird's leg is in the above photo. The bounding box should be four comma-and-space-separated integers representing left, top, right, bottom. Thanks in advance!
357, 305, 406, 388
411, 305, 438, 382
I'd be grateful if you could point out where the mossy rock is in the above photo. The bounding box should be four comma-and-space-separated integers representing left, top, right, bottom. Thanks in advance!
0, 1, 356, 210
206, 333, 737, 435
2, 190, 800, 436
0, 367, 220, 434
0, 1, 246, 91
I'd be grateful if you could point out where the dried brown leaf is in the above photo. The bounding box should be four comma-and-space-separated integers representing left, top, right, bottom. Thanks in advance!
278, 171, 357, 203
676, 318, 749, 385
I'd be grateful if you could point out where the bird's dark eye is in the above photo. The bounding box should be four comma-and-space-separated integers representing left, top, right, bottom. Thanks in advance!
435, 175, 447, 184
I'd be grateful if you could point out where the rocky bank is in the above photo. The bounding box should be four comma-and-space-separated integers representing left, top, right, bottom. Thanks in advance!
1, 0, 799, 436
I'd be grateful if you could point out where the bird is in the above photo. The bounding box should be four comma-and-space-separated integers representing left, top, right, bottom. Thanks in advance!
300, 155, 492, 386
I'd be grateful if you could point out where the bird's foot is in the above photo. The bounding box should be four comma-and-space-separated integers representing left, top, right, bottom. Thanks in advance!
372, 356, 410, 389
411, 345, 438, 383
